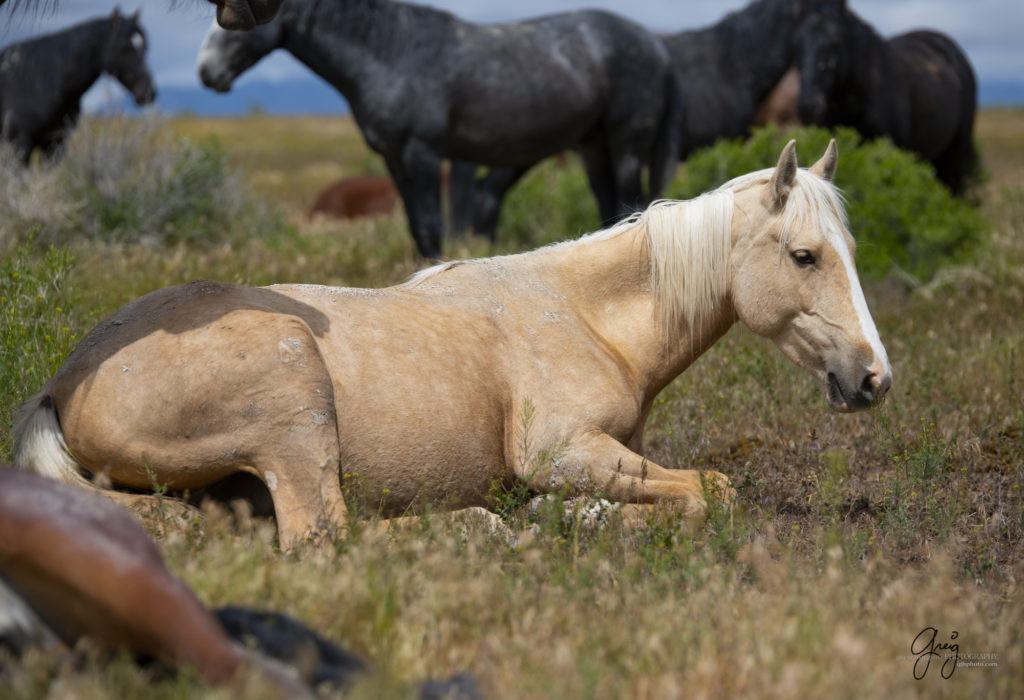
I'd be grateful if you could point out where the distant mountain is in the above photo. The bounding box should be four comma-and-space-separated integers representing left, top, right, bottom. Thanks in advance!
97, 76, 1024, 116
94, 78, 351, 116
978, 80, 1024, 107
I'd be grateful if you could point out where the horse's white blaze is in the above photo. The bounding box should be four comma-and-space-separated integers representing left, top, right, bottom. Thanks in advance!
824, 226, 890, 374
130, 32, 145, 53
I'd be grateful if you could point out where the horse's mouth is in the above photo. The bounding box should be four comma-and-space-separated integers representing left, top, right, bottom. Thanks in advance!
199, 69, 233, 94
134, 85, 157, 106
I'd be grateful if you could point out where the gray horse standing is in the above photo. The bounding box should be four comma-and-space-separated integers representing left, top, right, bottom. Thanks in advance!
198, 0, 682, 258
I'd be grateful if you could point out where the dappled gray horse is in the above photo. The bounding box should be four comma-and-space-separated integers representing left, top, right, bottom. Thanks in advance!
198, 0, 681, 258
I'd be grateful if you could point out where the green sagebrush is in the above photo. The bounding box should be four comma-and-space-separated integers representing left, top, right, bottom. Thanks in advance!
667, 126, 986, 283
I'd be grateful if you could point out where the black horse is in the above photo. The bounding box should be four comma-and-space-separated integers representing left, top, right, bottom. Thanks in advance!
0, 8, 156, 165
462, 0, 812, 240
793, 0, 977, 194
198, 0, 681, 259
663, 0, 810, 158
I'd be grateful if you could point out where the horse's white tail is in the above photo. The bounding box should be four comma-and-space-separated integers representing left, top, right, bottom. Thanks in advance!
12, 393, 92, 487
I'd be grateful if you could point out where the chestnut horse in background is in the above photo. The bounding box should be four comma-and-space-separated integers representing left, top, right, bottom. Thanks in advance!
14, 142, 891, 549
308, 174, 399, 220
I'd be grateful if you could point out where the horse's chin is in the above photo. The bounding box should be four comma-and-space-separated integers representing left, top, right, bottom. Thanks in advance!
200, 72, 234, 94
133, 88, 156, 106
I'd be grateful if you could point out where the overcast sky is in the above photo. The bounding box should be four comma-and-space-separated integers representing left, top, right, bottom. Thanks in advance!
3, 0, 1022, 108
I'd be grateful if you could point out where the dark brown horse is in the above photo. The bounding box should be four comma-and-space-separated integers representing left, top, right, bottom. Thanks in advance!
794, 0, 977, 194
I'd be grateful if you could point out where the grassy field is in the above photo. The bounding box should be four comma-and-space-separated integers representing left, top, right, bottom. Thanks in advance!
1, 111, 1022, 698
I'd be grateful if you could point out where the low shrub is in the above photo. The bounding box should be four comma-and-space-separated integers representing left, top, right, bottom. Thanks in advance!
0, 114, 285, 252
667, 126, 987, 282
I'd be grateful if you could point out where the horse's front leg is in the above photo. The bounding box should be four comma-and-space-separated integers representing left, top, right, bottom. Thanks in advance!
526, 432, 734, 527
387, 138, 444, 259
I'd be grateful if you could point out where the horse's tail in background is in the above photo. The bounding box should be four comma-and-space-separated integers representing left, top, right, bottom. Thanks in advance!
649, 69, 684, 200
921, 30, 979, 195
13, 392, 93, 488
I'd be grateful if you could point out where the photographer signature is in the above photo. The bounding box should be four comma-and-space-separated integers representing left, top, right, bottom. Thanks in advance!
911, 627, 959, 679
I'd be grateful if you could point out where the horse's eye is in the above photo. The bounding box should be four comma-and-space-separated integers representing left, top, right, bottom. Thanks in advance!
791, 249, 816, 266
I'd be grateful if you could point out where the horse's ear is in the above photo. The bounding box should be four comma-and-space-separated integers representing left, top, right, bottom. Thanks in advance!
111, 6, 121, 19
769, 139, 798, 208
809, 139, 838, 181
132, 8, 141, 21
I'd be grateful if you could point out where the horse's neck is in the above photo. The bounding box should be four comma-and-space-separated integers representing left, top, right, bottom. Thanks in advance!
281, 0, 433, 103
542, 227, 735, 398
46, 21, 109, 107
710, 2, 796, 95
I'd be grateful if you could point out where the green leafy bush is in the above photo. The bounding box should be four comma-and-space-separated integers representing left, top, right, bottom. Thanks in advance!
667, 126, 986, 282
0, 236, 79, 460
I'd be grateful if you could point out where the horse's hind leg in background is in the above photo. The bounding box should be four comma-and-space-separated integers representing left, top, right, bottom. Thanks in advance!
579, 139, 622, 227
931, 104, 978, 196
387, 137, 445, 259
469, 164, 531, 242
447, 160, 477, 238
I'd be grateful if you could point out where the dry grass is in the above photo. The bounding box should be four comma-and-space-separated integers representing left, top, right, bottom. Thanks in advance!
1, 111, 1022, 698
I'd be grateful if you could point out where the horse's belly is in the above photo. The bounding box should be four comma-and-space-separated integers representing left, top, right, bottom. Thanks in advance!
335, 398, 508, 515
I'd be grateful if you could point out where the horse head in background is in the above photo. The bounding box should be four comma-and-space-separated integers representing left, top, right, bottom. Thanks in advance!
0, 8, 156, 164
793, 0, 978, 194
14, 140, 890, 549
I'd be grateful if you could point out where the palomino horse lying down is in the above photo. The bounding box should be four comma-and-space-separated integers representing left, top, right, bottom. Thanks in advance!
13, 141, 891, 547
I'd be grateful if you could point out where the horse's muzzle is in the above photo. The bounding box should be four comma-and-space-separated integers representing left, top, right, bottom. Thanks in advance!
199, 66, 232, 94
827, 365, 891, 412
134, 84, 157, 106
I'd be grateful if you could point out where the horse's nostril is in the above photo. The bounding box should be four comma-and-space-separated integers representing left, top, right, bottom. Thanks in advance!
860, 372, 876, 397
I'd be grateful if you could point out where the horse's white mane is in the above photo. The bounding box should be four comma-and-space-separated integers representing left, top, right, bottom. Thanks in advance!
404, 166, 848, 341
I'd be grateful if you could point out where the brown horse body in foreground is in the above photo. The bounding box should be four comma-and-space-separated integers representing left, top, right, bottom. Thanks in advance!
14, 142, 891, 547
0, 467, 307, 694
